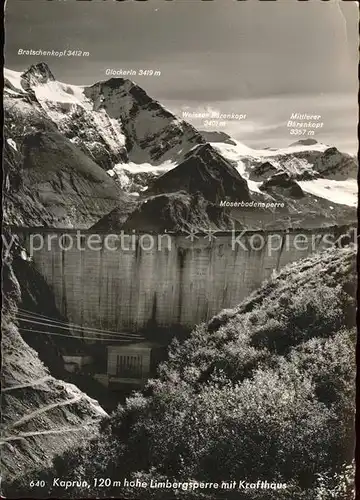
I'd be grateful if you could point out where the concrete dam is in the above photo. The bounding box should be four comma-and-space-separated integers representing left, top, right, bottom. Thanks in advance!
14, 226, 352, 336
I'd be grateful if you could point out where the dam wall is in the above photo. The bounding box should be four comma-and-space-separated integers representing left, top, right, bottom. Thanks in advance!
14, 227, 351, 334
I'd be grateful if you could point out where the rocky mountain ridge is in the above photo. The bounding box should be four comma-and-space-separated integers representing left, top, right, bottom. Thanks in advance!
3, 63, 358, 231
1, 250, 107, 483
3, 76, 134, 228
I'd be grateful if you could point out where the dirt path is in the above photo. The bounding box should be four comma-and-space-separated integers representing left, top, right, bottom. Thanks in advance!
10, 395, 83, 429
2, 377, 53, 393
0, 421, 98, 444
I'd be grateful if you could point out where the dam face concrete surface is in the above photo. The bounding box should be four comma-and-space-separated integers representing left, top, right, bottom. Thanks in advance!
16, 228, 349, 334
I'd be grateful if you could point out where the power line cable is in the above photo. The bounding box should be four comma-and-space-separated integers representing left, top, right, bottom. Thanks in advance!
17, 317, 145, 340
17, 316, 144, 339
17, 308, 144, 338
18, 327, 139, 343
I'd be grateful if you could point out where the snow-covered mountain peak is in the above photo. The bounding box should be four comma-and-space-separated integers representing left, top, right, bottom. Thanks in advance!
83, 76, 205, 165
4, 68, 26, 94
22, 62, 55, 86
4, 63, 357, 220
289, 138, 319, 147
210, 138, 357, 207
4, 64, 206, 169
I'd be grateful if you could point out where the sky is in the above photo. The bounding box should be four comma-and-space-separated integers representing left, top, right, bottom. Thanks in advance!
4, 0, 359, 153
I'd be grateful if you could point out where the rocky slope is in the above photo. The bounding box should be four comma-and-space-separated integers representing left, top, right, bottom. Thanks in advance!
146, 143, 250, 204
259, 172, 305, 199
3, 64, 244, 230
214, 139, 358, 184
310, 146, 358, 180
199, 130, 237, 146
3, 94, 128, 228
207, 139, 357, 229
83, 78, 205, 166
95, 142, 250, 231
5, 65, 129, 171
97, 192, 234, 233
5, 63, 205, 170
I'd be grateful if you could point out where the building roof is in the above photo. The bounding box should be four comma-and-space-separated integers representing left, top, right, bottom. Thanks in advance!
106, 341, 164, 350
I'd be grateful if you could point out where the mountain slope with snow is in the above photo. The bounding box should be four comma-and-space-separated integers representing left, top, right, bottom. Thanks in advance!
93, 192, 234, 233
211, 140, 357, 208
147, 143, 250, 204
5, 65, 129, 170
83, 78, 205, 166
3, 63, 357, 230
4, 63, 207, 170
3, 86, 130, 228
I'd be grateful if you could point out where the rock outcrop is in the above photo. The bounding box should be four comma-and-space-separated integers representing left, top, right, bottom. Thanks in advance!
3, 99, 128, 228
312, 147, 358, 180
84, 77, 205, 166
120, 192, 234, 232
147, 143, 250, 205
1, 252, 107, 483
200, 130, 237, 146
259, 172, 305, 199
250, 161, 280, 181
